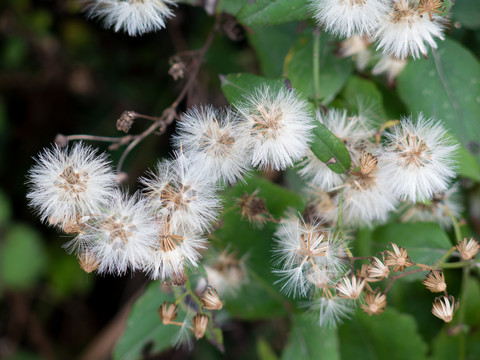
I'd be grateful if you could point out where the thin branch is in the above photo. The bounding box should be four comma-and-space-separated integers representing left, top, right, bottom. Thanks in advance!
384, 268, 424, 293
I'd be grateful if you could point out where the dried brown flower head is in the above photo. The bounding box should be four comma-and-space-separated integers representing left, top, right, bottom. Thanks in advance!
192, 313, 209, 339
367, 257, 390, 281
159, 302, 178, 325
237, 190, 275, 228
457, 237, 480, 260
385, 243, 413, 272
362, 291, 387, 315
423, 270, 447, 293
335, 274, 366, 300
200, 286, 223, 310
78, 251, 99, 273
432, 295, 458, 323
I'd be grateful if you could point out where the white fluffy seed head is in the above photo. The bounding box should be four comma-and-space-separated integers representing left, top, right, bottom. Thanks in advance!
374, 0, 446, 59
377, 114, 458, 202
307, 296, 356, 328
298, 109, 375, 191
82, 0, 177, 36
144, 217, 207, 281
173, 105, 251, 185
140, 152, 221, 232
236, 85, 315, 171
310, 0, 391, 38
67, 190, 158, 276
273, 214, 347, 298
338, 35, 372, 71
27, 142, 117, 227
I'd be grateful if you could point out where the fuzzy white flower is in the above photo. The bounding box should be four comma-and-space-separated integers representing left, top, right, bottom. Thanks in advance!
400, 183, 462, 229
340, 151, 398, 226
310, 0, 390, 38
273, 215, 347, 298
140, 152, 221, 232
27, 142, 117, 228
338, 35, 372, 71
173, 105, 251, 185
67, 190, 158, 275
298, 109, 375, 191
372, 54, 407, 85
374, 0, 446, 59
236, 85, 314, 171
83, 0, 177, 36
144, 217, 207, 281
377, 114, 457, 202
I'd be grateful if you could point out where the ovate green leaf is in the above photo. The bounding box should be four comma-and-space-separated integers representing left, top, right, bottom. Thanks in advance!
237, 0, 308, 26
310, 122, 351, 174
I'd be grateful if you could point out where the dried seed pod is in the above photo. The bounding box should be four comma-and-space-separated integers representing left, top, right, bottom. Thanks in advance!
200, 286, 223, 310
361, 291, 387, 316
158, 302, 178, 325
335, 274, 366, 300
78, 251, 99, 273
422, 270, 447, 293
432, 295, 459, 323
367, 257, 390, 281
192, 313, 209, 339
385, 243, 413, 272
457, 237, 480, 260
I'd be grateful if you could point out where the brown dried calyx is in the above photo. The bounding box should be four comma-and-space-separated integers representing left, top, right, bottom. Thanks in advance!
237, 190, 276, 228
159, 302, 178, 325
192, 314, 209, 339
422, 270, 447, 293
117, 111, 137, 133
78, 251, 99, 273
200, 286, 223, 310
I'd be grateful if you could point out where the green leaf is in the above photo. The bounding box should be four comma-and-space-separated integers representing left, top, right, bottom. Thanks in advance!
397, 38, 480, 161
452, 0, 480, 30
220, 73, 286, 106
217, 0, 249, 16
371, 222, 452, 281
281, 315, 340, 360
113, 282, 179, 360
431, 328, 480, 360
310, 122, 351, 174
257, 338, 278, 360
237, 0, 309, 26
248, 23, 298, 78
335, 76, 387, 120
455, 143, 480, 182
338, 309, 427, 360
211, 176, 303, 319
284, 29, 353, 104
0, 224, 47, 290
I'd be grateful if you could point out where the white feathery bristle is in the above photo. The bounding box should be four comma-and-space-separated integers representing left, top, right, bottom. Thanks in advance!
308, 296, 355, 328
298, 109, 375, 191
144, 217, 207, 280
173, 105, 251, 185
374, 0, 446, 59
310, 0, 391, 38
377, 114, 457, 202
236, 85, 315, 171
372, 54, 407, 84
140, 152, 221, 232
83, 0, 177, 36
338, 35, 372, 71
68, 190, 158, 275
27, 142, 117, 227
400, 183, 462, 229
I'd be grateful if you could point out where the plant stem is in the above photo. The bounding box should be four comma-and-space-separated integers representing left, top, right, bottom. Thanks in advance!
458, 266, 470, 360
313, 27, 321, 102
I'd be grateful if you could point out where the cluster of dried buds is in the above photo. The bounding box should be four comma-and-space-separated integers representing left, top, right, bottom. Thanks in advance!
158, 285, 223, 342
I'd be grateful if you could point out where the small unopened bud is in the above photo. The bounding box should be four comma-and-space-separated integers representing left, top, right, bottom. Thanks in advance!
117, 111, 137, 133
457, 237, 480, 260
192, 314, 209, 339
200, 286, 223, 310
423, 270, 447, 293
432, 295, 458, 323
361, 291, 387, 315
335, 275, 365, 300
168, 58, 185, 81
385, 243, 413, 272
54, 134, 68, 148
159, 302, 178, 325
78, 251, 99, 273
